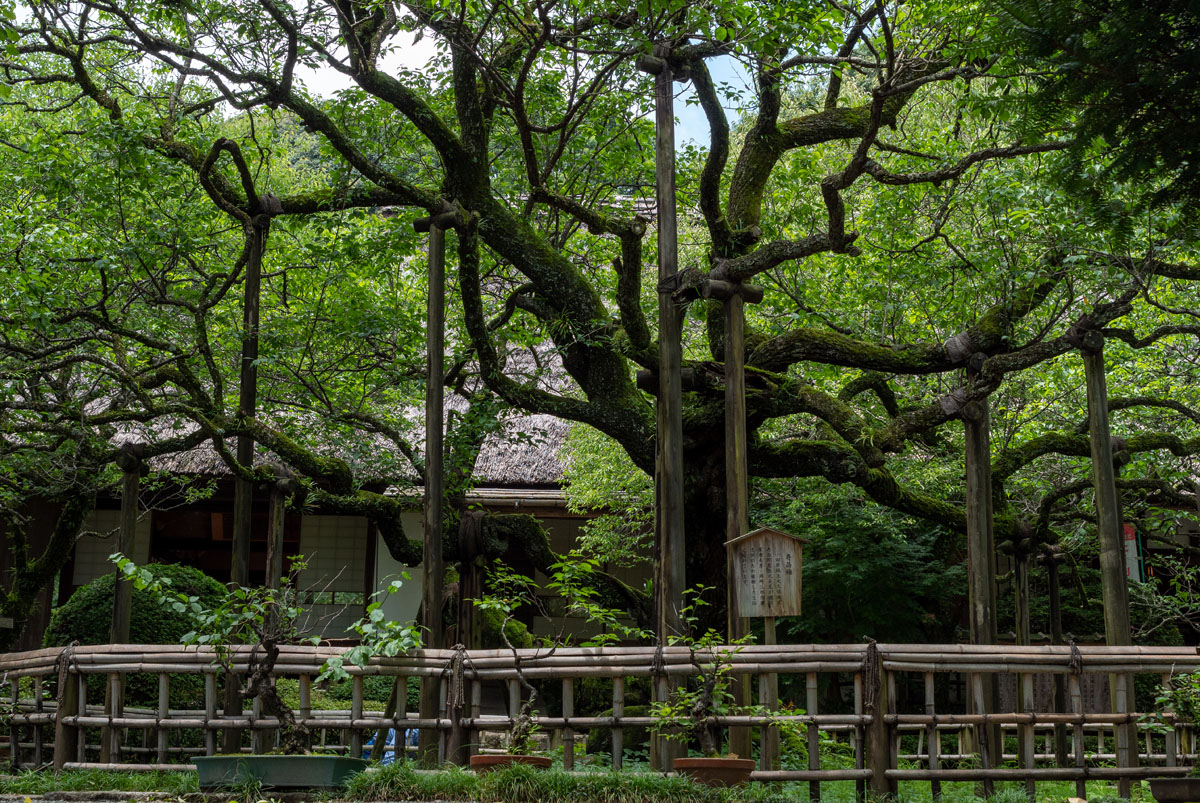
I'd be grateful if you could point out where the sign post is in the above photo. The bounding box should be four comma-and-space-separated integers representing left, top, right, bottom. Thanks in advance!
725, 527, 806, 771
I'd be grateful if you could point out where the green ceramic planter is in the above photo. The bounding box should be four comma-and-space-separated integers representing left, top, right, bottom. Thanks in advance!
194, 754, 369, 790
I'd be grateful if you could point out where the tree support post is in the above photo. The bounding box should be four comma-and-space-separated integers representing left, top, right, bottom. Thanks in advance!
963, 398, 998, 795
1080, 331, 1136, 795
110, 443, 143, 644
639, 47, 686, 772
719, 283, 763, 761
1045, 547, 1069, 768
865, 643, 895, 797
52, 649, 79, 769
414, 204, 462, 767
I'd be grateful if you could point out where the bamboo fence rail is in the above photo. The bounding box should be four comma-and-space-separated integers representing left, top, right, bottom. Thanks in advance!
1, 643, 1197, 798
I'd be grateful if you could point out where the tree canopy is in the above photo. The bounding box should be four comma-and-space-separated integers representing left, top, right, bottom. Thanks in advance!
1, 0, 1199, 643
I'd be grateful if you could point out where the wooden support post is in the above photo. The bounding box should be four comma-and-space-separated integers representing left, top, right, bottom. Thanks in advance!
924, 672, 940, 801
562, 678, 575, 771
1014, 553, 1030, 647
1081, 331, 1137, 794
612, 677, 625, 770
639, 47, 686, 773
419, 218, 448, 769
76, 673, 86, 763
971, 672, 994, 798
724, 291, 753, 760
8, 677, 19, 771
866, 650, 895, 797
1164, 673, 1179, 768
350, 675, 364, 758
1047, 552, 1069, 767
1021, 672, 1035, 801
204, 673, 217, 757
1070, 672, 1086, 799
32, 675, 43, 767
222, 672, 242, 755
111, 448, 141, 644
854, 672, 865, 802
232, 216, 269, 588
251, 695, 265, 754
157, 673, 169, 764
469, 680, 481, 764
266, 477, 293, 592
805, 669, 818, 799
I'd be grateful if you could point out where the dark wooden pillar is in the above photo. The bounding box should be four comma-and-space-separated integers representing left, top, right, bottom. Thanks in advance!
963, 398, 997, 796
232, 216, 269, 587
414, 205, 461, 767
111, 443, 143, 643
1080, 330, 1136, 795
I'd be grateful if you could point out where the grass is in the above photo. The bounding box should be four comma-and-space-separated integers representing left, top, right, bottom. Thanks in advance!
0, 766, 1159, 802
0, 768, 199, 796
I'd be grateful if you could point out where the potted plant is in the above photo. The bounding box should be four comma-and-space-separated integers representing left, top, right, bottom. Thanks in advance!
113, 554, 421, 789
468, 555, 649, 772
1144, 671, 1200, 803
650, 590, 756, 788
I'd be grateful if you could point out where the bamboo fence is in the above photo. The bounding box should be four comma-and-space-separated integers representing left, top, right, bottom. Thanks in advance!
1, 643, 1197, 799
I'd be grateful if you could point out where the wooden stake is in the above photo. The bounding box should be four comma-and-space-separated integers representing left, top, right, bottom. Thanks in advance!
725, 291, 753, 760
232, 219, 268, 587
110, 459, 139, 644
416, 214, 452, 768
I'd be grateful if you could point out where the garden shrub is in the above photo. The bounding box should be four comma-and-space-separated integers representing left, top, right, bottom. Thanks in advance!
43, 564, 226, 707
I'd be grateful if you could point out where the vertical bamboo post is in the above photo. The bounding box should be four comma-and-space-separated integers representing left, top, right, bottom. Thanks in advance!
1163, 672, 1178, 768
53, 658, 79, 770
1021, 672, 1035, 800
299, 674, 312, 753
8, 678, 19, 770
971, 672, 994, 798
925, 672, 940, 801
562, 678, 574, 771
32, 675, 43, 767
854, 671, 866, 802
469, 679, 481, 764
109, 672, 123, 762
416, 210, 449, 768
1069, 673, 1085, 800
251, 695, 265, 754
806, 670, 819, 800
866, 654, 894, 797
612, 677, 624, 770
760, 617, 779, 769
1114, 672, 1131, 798
156, 673, 169, 764
111, 445, 141, 644
350, 675, 364, 758
1047, 551, 1068, 767
76, 673, 86, 764
204, 673, 217, 756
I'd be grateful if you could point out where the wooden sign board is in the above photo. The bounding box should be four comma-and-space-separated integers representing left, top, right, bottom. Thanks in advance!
0, 616, 12, 629
725, 527, 806, 619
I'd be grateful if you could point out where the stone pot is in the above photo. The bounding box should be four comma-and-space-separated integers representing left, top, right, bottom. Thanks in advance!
194, 754, 369, 790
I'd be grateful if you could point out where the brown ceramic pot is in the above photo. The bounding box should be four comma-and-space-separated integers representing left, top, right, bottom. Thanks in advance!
673, 756, 756, 787
1149, 778, 1200, 803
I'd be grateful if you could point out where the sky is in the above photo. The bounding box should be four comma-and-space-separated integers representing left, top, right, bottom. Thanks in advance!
298, 31, 751, 148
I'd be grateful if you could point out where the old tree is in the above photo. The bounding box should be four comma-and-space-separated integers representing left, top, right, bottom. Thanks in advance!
3, 0, 1200, 643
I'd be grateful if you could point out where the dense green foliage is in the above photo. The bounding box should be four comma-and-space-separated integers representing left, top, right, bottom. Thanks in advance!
0, 0, 1198, 646
43, 563, 226, 648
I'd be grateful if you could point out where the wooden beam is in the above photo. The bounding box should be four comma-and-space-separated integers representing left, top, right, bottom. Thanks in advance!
232, 219, 268, 587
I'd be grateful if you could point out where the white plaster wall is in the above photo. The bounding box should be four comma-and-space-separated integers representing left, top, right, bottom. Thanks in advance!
373, 509, 423, 629
72, 509, 151, 585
